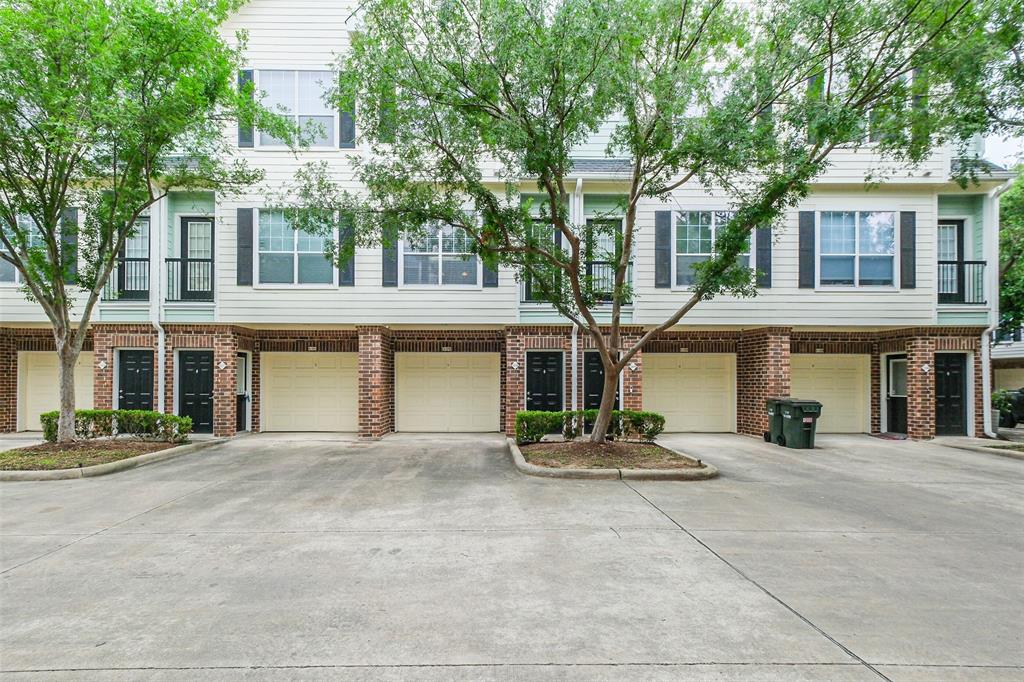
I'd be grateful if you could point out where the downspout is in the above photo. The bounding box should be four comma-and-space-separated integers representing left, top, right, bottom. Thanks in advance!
151, 195, 167, 414
981, 177, 1014, 438
572, 178, 583, 414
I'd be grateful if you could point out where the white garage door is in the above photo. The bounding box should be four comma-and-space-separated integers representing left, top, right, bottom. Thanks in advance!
261, 352, 357, 431
995, 368, 1024, 390
643, 353, 736, 432
396, 353, 500, 432
18, 351, 94, 431
791, 354, 869, 433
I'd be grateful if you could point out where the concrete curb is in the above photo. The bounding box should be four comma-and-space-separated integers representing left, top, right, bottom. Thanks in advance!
939, 442, 1024, 461
0, 439, 226, 481
507, 438, 718, 481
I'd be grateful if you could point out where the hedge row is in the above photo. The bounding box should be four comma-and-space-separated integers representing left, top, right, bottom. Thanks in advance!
40, 410, 193, 443
515, 409, 665, 444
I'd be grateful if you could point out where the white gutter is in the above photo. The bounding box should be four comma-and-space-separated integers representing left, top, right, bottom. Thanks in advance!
151, 194, 168, 414
981, 177, 1015, 438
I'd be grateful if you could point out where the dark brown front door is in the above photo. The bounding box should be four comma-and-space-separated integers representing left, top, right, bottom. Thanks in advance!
935, 353, 967, 436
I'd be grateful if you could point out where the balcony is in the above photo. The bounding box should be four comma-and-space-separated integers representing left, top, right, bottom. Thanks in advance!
101, 258, 149, 301
521, 261, 633, 304
937, 260, 986, 305
166, 257, 214, 302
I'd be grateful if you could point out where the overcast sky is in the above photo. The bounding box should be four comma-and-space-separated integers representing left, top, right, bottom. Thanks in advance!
986, 134, 1023, 168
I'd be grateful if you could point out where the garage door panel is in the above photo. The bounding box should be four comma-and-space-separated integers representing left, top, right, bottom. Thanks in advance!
995, 368, 1024, 390
18, 352, 95, 431
791, 354, 869, 433
643, 353, 736, 432
396, 353, 499, 432
261, 352, 357, 432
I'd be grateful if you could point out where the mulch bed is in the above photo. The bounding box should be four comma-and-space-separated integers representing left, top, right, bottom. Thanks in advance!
0, 440, 177, 471
520, 440, 699, 470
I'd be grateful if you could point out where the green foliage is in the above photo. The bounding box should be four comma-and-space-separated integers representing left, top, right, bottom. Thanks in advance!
40, 410, 192, 443
999, 167, 1024, 329
992, 389, 1013, 413
516, 409, 665, 444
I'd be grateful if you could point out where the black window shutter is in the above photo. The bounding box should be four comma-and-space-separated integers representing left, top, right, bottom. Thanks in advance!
482, 261, 498, 287
654, 210, 671, 288
798, 211, 816, 288
238, 70, 255, 148
61, 207, 78, 284
338, 214, 355, 286
236, 208, 253, 286
900, 211, 916, 289
339, 74, 355, 149
755, 226, 771, 288
381, 223, 398, 287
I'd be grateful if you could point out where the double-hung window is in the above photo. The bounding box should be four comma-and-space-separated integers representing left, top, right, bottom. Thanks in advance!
257, 210, 334, 285
819, 211, 895, 287
0, 215, 44, 284
674, 211, 749, 287
258, 70, 335, 147
401, 225, 479, 286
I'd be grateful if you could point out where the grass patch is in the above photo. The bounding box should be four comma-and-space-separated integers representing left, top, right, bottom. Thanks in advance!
521, 441, 699, 470
988, 443, 1024, 453
0, 440, 177, 471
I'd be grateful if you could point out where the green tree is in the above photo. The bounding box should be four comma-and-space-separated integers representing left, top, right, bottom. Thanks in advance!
293, 0, 1000, 442
999, 166, 1024, 329
0, 0, 291, 442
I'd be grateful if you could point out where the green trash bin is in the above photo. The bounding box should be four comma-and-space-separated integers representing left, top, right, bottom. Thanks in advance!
779, 399, 823, 449
764, 397, 785, 443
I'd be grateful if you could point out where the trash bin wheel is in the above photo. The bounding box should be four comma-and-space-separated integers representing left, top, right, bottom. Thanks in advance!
776, 434, 786, 447
763, 431, 771, 442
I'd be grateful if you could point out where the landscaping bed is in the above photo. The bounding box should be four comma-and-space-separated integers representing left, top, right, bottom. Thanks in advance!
0, 440, 177, 471
988, 443, 1024, 453
520, 440, 701, 470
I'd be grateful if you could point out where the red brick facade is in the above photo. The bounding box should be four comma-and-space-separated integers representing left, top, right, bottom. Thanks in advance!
0, 323, 990, 441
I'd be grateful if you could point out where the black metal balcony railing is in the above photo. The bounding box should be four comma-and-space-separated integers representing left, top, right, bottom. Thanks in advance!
166, 257, 214, 302
101, 258, 150, 301
522, 262, 632, 304
996, 326, 1023, 344
937, 260, 985, 304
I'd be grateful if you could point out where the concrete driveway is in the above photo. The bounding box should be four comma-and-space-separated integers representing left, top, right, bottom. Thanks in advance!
0, 432, 1021, 681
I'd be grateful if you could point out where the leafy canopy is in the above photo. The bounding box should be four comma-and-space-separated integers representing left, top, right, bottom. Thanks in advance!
999, 166, 1024, 329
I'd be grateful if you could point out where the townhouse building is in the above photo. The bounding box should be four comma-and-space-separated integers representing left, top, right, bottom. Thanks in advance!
0, 0, 1015, 441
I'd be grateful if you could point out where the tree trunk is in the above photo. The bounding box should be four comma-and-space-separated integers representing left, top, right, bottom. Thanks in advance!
588, 362, 620, 444
55, 338, 78, 443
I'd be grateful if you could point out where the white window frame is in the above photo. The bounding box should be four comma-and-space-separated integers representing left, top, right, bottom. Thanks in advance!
670, 209, 753, 291
815, 210, 899, 290
0, 215, 47, 287
254, 68, 339, 150
253, 208, 338, 289
398, 225, 482, 289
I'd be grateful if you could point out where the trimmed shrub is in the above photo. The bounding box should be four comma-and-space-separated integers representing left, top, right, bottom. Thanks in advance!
516, 408, 665, 444
515, 411, 564, 444
40, 409, 192, 443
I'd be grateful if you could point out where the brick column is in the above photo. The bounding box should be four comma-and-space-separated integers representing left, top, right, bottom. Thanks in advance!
92, 328, 116, 410
906, 336, 936, 439
737, 327, 792, 436
870, 348, 882, 434
212, 331, 238, 438
358, 326, 394, 439
503, 328, 525, 436
0, 329, 16, 432
621, 342, 643, 412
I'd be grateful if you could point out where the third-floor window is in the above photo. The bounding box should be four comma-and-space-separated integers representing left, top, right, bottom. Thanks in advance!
258, 70, 335, 148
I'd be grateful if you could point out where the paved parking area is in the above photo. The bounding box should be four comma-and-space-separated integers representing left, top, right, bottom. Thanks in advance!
1, 432, 1021, 680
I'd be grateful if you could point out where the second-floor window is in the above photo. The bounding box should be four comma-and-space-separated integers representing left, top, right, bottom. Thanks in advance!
258, 70, 335, 148
401, 225, 479, 287
0, 215, 43, 284
674, 211, 750, 287
819, 211, 895, 287
257, 210, 334, 285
